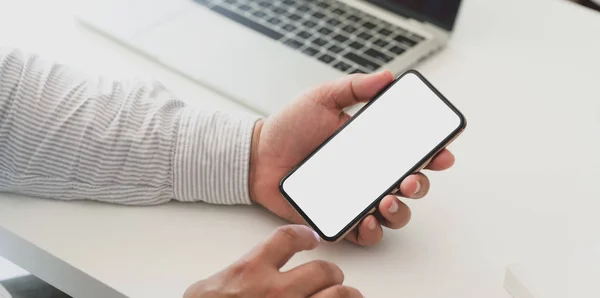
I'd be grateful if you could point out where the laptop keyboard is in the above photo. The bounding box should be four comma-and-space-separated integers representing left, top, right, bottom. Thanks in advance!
194, 0, 425, 74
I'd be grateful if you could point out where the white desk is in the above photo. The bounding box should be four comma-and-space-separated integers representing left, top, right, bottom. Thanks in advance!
1, 0, 599, 297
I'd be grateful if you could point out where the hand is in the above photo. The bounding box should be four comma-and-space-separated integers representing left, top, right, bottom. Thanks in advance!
184, 225, 362, 298
249, 71, 456, 246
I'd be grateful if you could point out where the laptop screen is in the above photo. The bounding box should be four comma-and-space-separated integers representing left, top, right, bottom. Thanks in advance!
365, 0, 463, 31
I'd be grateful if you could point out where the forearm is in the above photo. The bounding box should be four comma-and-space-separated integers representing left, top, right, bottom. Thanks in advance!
0, 48, 258, 205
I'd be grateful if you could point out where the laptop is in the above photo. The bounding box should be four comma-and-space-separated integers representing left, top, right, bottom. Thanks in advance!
75, 0, 463, 115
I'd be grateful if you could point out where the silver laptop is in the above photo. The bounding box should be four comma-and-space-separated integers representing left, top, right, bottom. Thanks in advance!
75, 0, 463, 115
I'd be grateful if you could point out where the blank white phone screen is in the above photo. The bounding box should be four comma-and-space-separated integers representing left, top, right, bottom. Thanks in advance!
281, 72, 463, 238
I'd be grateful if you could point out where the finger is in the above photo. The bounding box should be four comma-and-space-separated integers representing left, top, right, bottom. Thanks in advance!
251, 225, 320, 268
345, 215, 383, 246
283, 260, 344, 296
378, 195, 411, 229
316, 70, 394, 111
394, 173, 430, 199
310, 285, 364, 298
425, 149, 455, 171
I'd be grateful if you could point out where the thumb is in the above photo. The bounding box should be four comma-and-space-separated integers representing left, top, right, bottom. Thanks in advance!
250, 225, 321, 269
315, 70, 395, 111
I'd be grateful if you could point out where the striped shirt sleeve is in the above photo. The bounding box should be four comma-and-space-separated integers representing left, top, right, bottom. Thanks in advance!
0, 48, 259, 205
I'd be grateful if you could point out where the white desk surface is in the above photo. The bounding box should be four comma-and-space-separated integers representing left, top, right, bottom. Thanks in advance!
1, 0, 599, 297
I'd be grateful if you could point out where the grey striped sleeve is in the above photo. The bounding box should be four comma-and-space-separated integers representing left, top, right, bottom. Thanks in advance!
0, 48, 259, 205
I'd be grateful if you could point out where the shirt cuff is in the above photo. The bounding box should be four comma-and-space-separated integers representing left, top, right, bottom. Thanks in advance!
173, 109, 260, 205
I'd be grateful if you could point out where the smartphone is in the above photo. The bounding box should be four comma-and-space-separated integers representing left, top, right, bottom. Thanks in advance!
279, 70, 467, 242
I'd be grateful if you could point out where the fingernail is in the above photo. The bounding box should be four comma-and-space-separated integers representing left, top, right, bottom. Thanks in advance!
312, 230, 321, 243
414, 181, 422, 196
388, 200, 399, 214
367, 218, 377, 230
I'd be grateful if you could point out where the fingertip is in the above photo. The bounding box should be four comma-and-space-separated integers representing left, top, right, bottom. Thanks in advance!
427, 149, 455, 170
284, 225, 321, 249
257, 225, 324, 268
378, 69, 395, 81
444, 150, 456, 166
399, 175, 421, 198
438, 149, 455, 164
379, 195, 412, 229
367, 215, 378, 230
357, 215, 383, 246
297, 225, 321, 249
379, 195, 398, 213
312, 230, 321, 247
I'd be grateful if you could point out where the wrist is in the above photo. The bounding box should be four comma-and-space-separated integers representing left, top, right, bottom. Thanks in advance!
249, 119, 264, 203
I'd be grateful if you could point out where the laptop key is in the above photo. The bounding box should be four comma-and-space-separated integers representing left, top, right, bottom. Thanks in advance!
297, 5, 310, 12
318, 54, 335, 64
302, 47, 319, 57
312, 38, 328, 46
342, 25, 357, 33
316, 2, 330, 8
239, 4, 251, 11
380, 21, 394, 29
284, 38, 304, 49
388, 45, 406, 55
329, 44, 343, 54
357, 32, 372, 40
313, 11, 326, 19
317, 27, 333, 35
273, 7, 286, 14
332, 8, 345, 15
283, 0, 296, 4
343, 52, 381, 71
378, 28, 392, 36
289, 14, 303, 21
373, 39, 388, 48
283, 24, 297, 31
393, 34, 417, 47
365, 48, 392, 63
362, 21, 377, 29
333, 34, 348, 43
347, 14, 361, 22
303, 20, 317, 28
268, 17, 282, 25
210, 5, 284, 40
297, 31, 312, 39
349, 41, 363, 50
326, 18, 341, 26
253, 11, 267, 18
333, 61, 352, 72
258, 1, 271, 7
350, 69, 365, 74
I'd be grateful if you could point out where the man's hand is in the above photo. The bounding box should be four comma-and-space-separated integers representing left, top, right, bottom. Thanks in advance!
184, 225, 362, 298
249, 71, 456, 246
